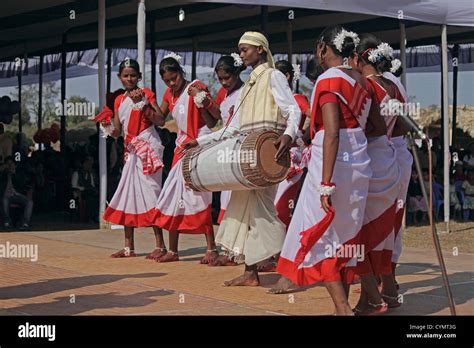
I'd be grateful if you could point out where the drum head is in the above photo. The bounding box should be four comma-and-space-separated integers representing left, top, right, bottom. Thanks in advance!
256, 131, 290, 183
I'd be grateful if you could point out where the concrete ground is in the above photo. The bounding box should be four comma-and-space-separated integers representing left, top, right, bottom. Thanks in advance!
0, 227, 472, 315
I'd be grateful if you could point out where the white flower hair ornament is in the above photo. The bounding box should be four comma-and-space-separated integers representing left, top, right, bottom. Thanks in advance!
292, 63, 301, 82
367, 49, 382, 63
230, 53, 243, 67
377, 42, 394, 60
163, 52, 182, 63
332, 29, 360, 53
390, 59, 402, 73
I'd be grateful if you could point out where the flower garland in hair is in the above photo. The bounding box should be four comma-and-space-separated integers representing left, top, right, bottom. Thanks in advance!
230, 53, 243, 67
292, 63, 301, 82
332, 29, 360, 53
163, 52, 182, 63
377, 42, 394, 60
390, 59, 402, 73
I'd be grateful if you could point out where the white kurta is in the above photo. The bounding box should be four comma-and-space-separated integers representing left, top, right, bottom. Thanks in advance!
198, 68, 301, 266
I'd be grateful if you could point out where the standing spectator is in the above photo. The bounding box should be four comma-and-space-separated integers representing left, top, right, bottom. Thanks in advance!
0, 156, 33, 230
407, 169, 428, 225
0, 124, 12, 163
71, 156, 99, 223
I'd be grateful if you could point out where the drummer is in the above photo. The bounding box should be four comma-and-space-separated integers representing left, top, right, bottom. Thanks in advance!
184, 31, 301, 286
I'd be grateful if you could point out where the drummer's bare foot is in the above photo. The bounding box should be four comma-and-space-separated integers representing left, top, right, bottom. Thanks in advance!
209, 255, 238, 266
268, 276, 298, 294
200, 250, 219, 264
145, 248, 167, 261
157, 251, 179, 263
257, 257, 277, 272
224, 271, 259, 286
110, 248, 136, 258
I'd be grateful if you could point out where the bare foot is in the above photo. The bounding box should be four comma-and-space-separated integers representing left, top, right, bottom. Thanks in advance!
268, 276, 298, 294
209, 255, 238, 267
157, 252, 179, 263
200, 250, 219, 264
110, 248, 136, 258
256, 257, 277, 272
223, 271, 259, 286
145, 248, 167, 261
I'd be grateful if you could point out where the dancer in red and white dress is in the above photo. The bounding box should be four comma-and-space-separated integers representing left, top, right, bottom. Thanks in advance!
381, 52, 413, 289
345, 35, 406, 314
153, 53, 220, 263
273, 60, 312, 230
211, 55, 245, 226
205, 55, 245, 267
102, 58, 166, 259
271, 27, 374, 316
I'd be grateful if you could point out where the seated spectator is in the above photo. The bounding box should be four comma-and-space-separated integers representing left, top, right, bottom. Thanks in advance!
463, 142, 474, 172
71, 156, 99, 223
407, 168, 428, 225
454, 161, 466, 182
462, 171, 474, 220
0, 156, 33, 230
449, 175, 462, 220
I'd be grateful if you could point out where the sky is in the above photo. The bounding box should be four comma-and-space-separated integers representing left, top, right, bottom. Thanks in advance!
0, 69, 473, 124
39, 70, 474, 107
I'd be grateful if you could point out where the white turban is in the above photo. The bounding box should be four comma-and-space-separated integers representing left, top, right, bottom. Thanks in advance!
238, 31, 275, 68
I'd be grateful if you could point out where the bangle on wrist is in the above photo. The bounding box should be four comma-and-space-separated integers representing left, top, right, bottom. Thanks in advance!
318, 181, 336, 196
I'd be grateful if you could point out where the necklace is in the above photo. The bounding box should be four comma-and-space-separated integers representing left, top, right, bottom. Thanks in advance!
171, 82, 189, 106
366, 73, 383, 78
335, 64, 352, 70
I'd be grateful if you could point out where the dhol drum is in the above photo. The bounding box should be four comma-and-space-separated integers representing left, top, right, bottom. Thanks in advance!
182, 130, 290, 192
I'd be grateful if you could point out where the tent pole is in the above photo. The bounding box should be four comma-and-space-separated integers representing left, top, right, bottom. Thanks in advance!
149, 12, 156, 94
17, 57, 22, 138
260, 6, 268, 37
98, 0, 108, 229
451, 44, 459, 148
287, 11, 292, 64
38, 55, 43, 130
60, 34, 66, 156
106, 48, 112, 94
192, 37, 197, 81
137, 0, 146, 86
441, 25, 450, 234
399, 20, 407, 88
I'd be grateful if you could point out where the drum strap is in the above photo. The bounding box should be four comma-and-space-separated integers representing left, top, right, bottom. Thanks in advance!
217, 68, 267, 141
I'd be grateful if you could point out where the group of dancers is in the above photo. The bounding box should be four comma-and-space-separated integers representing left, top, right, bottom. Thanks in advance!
99, 26, 413, 315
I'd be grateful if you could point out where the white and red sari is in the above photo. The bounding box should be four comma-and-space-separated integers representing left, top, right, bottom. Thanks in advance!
103, 88, 164, 227
153, 81, 214, 234
276, 68, 372, 285
214, 86, 242, 224
382, 72, 413, 270
274, 93, 311, 229
344, 78, 404, 280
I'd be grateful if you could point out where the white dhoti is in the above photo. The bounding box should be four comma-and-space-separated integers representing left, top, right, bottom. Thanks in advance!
216, 185, 287, 266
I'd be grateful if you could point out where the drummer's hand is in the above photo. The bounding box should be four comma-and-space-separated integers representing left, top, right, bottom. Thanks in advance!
320, 195, 332, 213
274, 134, 292, 162
182, 139, 199, 149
